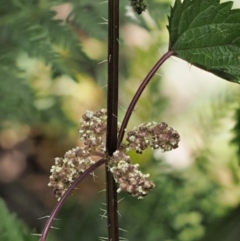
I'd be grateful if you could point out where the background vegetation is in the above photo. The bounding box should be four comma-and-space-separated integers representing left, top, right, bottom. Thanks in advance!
1, 0, 240, 240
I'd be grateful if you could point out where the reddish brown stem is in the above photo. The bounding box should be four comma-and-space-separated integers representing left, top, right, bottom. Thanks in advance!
105, 0, 120, 240
118, 51, 174, 145
39, 158, 106, 241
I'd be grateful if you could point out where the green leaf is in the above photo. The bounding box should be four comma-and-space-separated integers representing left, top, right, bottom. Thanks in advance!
167, 0, 240, 83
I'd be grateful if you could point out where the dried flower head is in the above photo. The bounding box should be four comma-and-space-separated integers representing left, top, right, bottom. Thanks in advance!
48, 147, 95, 201
79, 109, 107, 152
126, 122, 180, 153
109, 150, 155, 199
151, 122, 180, 151
130, 0, 148, 14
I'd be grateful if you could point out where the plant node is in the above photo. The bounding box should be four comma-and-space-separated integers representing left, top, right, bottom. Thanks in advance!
48, 109, 180, 200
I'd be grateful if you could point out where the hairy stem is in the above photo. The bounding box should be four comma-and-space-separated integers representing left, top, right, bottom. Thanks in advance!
39, 159, 106, 241
118, 51, 174, 145
105, 0, 119, 240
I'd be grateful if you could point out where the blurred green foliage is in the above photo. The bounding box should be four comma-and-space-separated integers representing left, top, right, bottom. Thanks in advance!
232, 107, 240, 164
0, 198, 37, 241
1, 0, 240, 241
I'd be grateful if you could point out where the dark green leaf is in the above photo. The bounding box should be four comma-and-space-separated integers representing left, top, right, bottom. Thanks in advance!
168, 0, 240, 83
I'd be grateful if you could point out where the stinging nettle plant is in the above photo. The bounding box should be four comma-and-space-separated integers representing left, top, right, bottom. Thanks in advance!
39, 0, 240, 240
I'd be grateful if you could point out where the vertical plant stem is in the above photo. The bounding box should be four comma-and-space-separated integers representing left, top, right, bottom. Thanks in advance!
106, 0, 119, 240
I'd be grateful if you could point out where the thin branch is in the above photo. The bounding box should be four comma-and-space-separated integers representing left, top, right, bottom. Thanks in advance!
118, 51, 174, 145
39, 158, 107, 241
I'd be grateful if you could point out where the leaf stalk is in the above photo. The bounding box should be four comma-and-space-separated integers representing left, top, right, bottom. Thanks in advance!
118, 51, 174, 145
38, 159, 106, 241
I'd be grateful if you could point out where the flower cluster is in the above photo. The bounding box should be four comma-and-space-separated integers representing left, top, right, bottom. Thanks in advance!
126, 122, 180, 153
130, 0, 148, 14
79, 109, 107, 152
48, 148, 95, 200
109, 150, 155, 199
49, 109, 180, 200
49, 109, 108, 200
